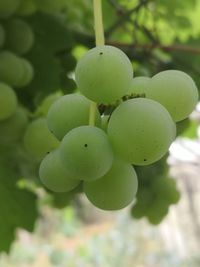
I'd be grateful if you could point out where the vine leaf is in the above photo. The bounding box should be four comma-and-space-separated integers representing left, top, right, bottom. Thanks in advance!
0, 161, 38, 252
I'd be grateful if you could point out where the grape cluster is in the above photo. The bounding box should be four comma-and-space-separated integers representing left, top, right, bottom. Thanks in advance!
39, 45, 198, 211
0, 1, 73, 176
131, 156, 180, 224
0, 1, 35, 144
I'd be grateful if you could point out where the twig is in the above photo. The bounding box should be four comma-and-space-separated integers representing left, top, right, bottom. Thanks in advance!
107, 42, 200, 55
106, 0, 149, 37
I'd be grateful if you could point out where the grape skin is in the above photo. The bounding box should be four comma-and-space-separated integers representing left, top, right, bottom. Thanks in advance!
5, 18, 35, 55
128, 76, 151, 96
36, 92, 62, 117
108, 98, 176, 165
39, 150, 80, 193
0, 51, 24, 87
0, 107, 28, 143
47, 94, 101, 140
147, 70, 199, 122
84, 158, 138, 210
75, 45, 133, 104
0, 83, 18, 121
60, 126, 114, 181
23, 117, 59, 160
17, 58, 34, 87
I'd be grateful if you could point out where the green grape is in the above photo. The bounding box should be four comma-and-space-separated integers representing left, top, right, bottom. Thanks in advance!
5, 18, 35, 55
23, 118, 59, 160
0, 0, 21, 18
0, 107, 28, 143
16, 0, 37, 16
0, 24, 5, 48
131, 187, 153, 219
130, 204, 144, 219
60, 126, 114, 181
128, 76, 150, 96
39, 150, 80, 193
84, 158, 138, 210
0, 83, 17, 121
35, 92, 62, 117
47, 94, 101, 140
51, 183, 83, 208
147, 70, 199, 122
147, 200, 169, 225
75, 45, 133, 104
108, 98, 176, 165
17, 58, 34, 87
0, 51, 24, 86
152, 177, 180, 204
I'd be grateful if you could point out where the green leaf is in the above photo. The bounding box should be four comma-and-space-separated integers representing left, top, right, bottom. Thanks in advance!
28, 12, 74, 53
0, 161, 38, 252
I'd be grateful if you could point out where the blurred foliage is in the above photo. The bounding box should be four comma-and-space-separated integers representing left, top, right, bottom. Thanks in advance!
0, 160, 37, 252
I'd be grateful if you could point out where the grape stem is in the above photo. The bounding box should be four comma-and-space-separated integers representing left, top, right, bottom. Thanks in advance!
93, 0, 105, 46
89, 0, 105, 126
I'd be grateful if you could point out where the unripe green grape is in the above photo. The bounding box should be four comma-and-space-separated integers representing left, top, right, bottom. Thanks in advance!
0, 24, 5, 48
0, 107, 28, 143
108, 98, 176, 165
16, 0, 37, 16
36, 92, 62, 117
84, 158, 138, 210
39, 150, 80, 193
152, 177, 180, 204
128, 76, 150, 96
47, 94, 101, 140
60, 126, 114, 181
0, 83, 17, 121
0, 51, 24, 87
131, 187, 153, 219
23, 118, 59, 160
5, 18, 35, 55
147, 70, 199, 122
0, 0, 21, 18
17, 58, 34, 87
147, 201, 169, 225
75, 45, 133, 104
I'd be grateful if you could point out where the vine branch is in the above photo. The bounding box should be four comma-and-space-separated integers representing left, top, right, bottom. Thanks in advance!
107, 42, 200, 55
105, 0, 149, 37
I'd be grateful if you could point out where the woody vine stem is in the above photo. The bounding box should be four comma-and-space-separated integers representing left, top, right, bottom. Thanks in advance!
89, 0, 105, 126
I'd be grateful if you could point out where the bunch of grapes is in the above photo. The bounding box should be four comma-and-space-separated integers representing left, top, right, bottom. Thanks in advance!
131, 156, 180, 224
39, 45, 198, 211
0, 0, 75, 180
0, 1, 35, 146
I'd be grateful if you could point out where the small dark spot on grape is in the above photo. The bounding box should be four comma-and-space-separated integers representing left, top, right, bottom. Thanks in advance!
99, 52, 103, 55
144, 159, 147, 161
47, 151, 50, 154
84, 144, 88, 147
